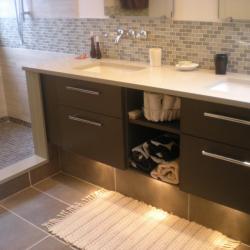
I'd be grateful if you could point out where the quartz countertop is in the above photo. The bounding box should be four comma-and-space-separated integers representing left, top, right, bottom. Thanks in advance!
23, 56, 250, 109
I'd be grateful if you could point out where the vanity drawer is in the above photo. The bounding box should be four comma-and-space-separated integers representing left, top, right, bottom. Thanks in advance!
59, 107, 126, 169
181, 98, 250, 149
43, 75, 123, 118
180, 135, 250, 213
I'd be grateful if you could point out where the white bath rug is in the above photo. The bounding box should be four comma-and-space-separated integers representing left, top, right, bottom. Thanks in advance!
44, 190, 240, 250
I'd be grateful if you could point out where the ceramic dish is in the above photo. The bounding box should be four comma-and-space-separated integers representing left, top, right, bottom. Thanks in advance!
176, 63, 199, 71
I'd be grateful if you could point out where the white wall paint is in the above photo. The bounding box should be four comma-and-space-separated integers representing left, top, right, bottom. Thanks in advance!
0, 0, 79, 18
0, 47, 74, 122
0, 0, 220, 21
79, 0, 106, 18
174, 0, 219, 22
0, 0, 15, 18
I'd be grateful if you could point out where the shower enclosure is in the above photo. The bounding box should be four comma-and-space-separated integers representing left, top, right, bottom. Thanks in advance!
0, 0, 34, 180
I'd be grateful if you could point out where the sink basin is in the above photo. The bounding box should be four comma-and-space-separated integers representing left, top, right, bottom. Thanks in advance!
73, 62, 146, 74
209, 78, 250, 95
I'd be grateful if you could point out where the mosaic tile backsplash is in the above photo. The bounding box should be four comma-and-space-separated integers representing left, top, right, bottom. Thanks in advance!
0, 17, 250, 74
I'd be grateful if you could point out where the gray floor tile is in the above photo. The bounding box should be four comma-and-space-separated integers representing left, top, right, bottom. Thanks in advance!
0, 206, 46, 250
29, 236, 72, 250
0, 187, 67, 229
35, 173, 98, 204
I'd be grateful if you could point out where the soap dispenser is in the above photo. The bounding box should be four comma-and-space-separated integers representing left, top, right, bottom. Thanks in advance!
90, 32, 97, 58
96, 36, 102, 59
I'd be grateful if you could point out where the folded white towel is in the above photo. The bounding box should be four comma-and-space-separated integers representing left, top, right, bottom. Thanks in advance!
171, 97, 181, 121
150, 160, 179, 185
160, 95, 176, 122
144, 92, 181, 122
143, 92, 151, 120
144, 92, 163, 122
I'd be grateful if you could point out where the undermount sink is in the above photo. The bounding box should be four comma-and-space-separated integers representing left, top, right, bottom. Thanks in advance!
209, 77, 250, 95
73, 62, 146, 74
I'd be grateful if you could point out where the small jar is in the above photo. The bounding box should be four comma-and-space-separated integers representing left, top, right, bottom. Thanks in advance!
214, 54, 228, 75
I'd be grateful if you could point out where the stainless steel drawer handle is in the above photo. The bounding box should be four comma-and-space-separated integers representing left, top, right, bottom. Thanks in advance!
66, 86, 100, 96
68, 115, 102, 127
204, 112, 250, 126
202, 150, 250, 168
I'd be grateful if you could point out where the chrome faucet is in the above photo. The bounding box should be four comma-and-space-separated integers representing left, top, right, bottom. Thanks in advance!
115, 29, 124, 44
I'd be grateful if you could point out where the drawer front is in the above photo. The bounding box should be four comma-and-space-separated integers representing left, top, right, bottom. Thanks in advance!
43, 75, 123, 118
180, 135, 250, 213
181, 98, 250, 149
60, 107, 126, 169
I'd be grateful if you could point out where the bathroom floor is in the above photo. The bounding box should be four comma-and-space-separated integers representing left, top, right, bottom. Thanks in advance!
0, 173, 248, 250
0, 120, 34, 169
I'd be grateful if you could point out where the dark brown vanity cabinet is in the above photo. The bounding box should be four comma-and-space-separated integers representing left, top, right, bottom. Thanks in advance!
180, 98, 250, 213
42, 75, 250, 213
41, 74, 126, 169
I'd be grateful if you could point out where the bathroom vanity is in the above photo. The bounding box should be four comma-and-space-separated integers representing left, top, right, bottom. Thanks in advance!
24, 59, 250, 214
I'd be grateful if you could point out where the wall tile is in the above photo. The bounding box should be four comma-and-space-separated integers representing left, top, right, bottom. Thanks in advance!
1, 17, 250, 74
60, 150, 115, 190
30, 144, 61, 185
189, 195, 250, 245
0, 173, 30, 200
116, 168, 188, 219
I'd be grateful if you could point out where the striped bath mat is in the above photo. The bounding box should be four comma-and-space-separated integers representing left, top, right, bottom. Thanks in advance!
44, 190, 240, 250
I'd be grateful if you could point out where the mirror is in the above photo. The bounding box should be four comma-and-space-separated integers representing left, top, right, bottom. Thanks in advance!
219, 0, 250, 20
104, 0, 173, 18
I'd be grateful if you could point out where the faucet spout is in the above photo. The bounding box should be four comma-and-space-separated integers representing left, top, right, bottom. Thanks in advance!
115, 29, 124, 44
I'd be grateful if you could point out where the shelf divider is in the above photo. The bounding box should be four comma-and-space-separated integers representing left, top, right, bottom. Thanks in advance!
129, 117, 180, 134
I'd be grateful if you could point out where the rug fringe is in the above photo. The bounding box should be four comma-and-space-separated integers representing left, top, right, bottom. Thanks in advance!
43, 189, 107, 229
219, 239, 241, 249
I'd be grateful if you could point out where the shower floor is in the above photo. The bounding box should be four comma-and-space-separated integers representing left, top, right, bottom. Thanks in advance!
0, 120, 34, 169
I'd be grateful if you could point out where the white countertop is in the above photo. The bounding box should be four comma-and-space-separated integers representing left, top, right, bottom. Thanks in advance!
23, 56, 250, 109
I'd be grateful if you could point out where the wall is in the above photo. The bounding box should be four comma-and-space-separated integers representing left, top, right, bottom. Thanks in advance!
1, 0, 250, 122
174, 0, 219, 21
0, 47, 74, 122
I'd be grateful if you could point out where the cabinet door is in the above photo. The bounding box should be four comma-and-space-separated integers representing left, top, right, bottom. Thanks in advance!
60, 106, 126, 169
181, 98, 250, 150
41, 75, 61, 146
180, 134, 250, 213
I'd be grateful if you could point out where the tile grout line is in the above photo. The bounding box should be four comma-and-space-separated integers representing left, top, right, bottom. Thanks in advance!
0, 203, 75, 249
31, 186, 71, 206
0, 185, 32, 203
62, 171, 102, 189
0, 171, 61, 203
25, 235, 50, 250
0, 203, 51, 235
31, 170, 63, 186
